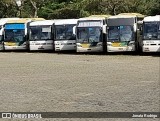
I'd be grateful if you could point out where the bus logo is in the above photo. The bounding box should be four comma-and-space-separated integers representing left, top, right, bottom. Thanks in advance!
2, 113, 12, 118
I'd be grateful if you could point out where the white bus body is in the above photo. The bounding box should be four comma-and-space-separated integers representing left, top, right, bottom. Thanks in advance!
29, 20, 55, 51
107, 13, 144, 52
54, 19, 78, 51
76, 15, 109, 53
142, 15, 160, 52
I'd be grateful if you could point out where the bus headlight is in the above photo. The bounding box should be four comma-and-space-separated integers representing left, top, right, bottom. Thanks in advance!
144, 44, 149, 46
128, 42, 134, 46
97, 43, 102, 46
77, 45, 82, 47
60, 42, 66, 45
107, 44, 112, 46
22, 42, 26, 45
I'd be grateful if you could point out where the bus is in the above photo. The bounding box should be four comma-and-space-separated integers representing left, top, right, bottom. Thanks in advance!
76, 15, 110, 53
0, 18, 19, 50
54, 19, 78, 51
107, 13, 144, 52
4, 18, 44, 51
29, 20, 55, 51
142, 15, 160, 52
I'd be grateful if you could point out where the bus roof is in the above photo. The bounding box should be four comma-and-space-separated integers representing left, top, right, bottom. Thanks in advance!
143, 15, 160, 22
30, 20, 55, 26
6, 18, 32, 24
54, 19, 78, 25
0, 18, 20, 25
6, 18, 45, 24
89, 15, 111, 18
79, 15, 110, 20
24, 18, 45, 21
109, 13, 145, 19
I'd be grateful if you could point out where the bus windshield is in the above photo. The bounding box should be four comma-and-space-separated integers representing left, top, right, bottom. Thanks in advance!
108, 26, 119, 41
108, 25, 133, 42
77, 27, 101, 43
143, 22, 160, 40
55, 24, 75, 40
4, 29, 24, 43
30, 26, 52, 40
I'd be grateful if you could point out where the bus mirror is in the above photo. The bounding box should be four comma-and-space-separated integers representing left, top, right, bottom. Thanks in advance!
103, 25, 107, 34
73, 26, 76, 35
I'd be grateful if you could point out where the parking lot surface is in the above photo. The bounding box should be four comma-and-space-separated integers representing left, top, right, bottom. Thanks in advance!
0, 52, 159, 121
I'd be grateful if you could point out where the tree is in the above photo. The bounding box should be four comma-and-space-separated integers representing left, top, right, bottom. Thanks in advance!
0, 0, 159, 18
100, 0, 126, 15
23, 0, 45, 17
0, 0, 17, 17
142, 0, 160, 15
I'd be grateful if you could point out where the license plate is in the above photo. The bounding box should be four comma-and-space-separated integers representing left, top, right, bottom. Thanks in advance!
5, 42, 17, 46
38, 46, 44, 49
119, 48, 123, 50
81, 44, 89, 48
112, 43, 120, 47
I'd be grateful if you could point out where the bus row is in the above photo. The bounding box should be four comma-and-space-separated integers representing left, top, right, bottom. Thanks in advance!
0, 13, 160, 53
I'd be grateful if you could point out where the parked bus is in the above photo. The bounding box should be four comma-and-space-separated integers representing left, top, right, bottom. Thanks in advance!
0, 18, 19, 50
29, 20, 55, 51
54, 19, 78, 51
4, 18, 44, 51
142, 15, 160, 52
76, 15, 110, 53
107, 13, 144, 52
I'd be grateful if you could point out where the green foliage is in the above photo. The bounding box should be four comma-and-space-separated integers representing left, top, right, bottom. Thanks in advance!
38, 1, 66, 18
0, 0, 159, 18
141, 0, 160, 15
0, 0, 17, 17
48, 8, 80, 19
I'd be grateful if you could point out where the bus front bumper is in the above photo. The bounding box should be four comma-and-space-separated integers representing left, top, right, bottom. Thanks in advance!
143, 46, 160, 52
54, 41, 76, 51
107, 46, 135, 52
4, 46, 27, 50
77, 47, 103, 52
